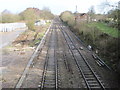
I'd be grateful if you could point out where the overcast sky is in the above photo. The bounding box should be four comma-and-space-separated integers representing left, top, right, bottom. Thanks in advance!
0, 0, 119, 15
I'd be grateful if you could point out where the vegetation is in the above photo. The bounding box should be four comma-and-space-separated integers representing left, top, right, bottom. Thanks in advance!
13, 23, 50, 47
1, 10, 21, 23
60, 10, 120, 73
1, 7, 54, 30
97, 9, 120, 32
19, 7, 54, 40
60, 11, 75, 28
29, 24, 49, 47
88, 6, 95, 22
40, 7, 54, 20
88, 22, 119, 38
1, 7, 54, 48
19, 8, 38, 31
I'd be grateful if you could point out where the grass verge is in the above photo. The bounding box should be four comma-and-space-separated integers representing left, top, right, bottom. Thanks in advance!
88, 22, 120, 38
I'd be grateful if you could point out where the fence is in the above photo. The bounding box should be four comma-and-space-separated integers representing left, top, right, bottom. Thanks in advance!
0, 23, 27, 32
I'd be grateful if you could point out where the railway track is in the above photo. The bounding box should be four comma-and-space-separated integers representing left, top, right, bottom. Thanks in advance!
58, 19, 106, 89
64, 23, 111, 70
39, 31, 55, 89
14, 17, 111, 89
15, 21, 52, 88
15, 21, 59, 89
38, 22, 59, 89
57, 25, 85, 88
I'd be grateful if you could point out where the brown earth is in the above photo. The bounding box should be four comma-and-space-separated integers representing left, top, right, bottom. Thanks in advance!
1, 25, 49, 88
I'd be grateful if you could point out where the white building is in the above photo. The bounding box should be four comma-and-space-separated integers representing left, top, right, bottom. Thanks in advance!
0, 23, 26, 32
35, 20, 46, 26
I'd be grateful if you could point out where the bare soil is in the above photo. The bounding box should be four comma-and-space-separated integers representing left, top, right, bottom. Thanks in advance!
1, 46, 34, 88
1, 32, 35, 88
1, 25, 48, 88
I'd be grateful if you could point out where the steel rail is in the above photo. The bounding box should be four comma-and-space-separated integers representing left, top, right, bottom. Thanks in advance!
58, 26, 75, 73
59, 25, 91, 89
59, 21, 105, 89
40, 20, 59, 89
54, 24, 58, 89
15, 21, 52, 89
67, 25, 111, 71
40, 28, 53, 89
61, 25, 105, 89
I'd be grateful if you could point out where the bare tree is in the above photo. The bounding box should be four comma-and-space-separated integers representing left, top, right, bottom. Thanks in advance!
88, 6, 95, 22
98, 0, 118, 14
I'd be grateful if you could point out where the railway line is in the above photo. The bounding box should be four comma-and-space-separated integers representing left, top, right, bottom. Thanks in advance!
39, 25, 58, 89
59, 22, 105, 89
15, 17, 113, 89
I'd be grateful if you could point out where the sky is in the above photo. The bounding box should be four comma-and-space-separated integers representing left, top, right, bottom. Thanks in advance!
0, 0, 119, 15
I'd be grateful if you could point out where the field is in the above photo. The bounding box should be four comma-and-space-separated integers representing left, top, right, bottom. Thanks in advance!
88, 22, 119, 38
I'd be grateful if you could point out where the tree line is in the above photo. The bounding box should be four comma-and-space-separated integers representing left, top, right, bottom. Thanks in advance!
0, 7, 54, 30
1, 7, 54, 23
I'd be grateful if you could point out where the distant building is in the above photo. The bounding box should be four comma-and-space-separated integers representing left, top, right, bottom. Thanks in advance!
46, 20, 52, 23
0, 23, 26, 32
74, 13, 88, 22
35, 19, 46, 26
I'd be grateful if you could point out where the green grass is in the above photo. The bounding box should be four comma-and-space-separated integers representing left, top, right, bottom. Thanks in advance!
88, 22, 119, 38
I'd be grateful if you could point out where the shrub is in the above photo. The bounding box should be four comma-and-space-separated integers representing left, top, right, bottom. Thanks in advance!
26, 21, 35, 31
60, 11, 120, 71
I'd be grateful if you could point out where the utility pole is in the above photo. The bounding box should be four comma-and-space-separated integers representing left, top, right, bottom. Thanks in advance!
118, 1, 120, 10
76, 5, 77, 13
75, 5, 78, 25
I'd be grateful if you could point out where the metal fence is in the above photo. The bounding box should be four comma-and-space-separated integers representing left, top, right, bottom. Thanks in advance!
0, 23, 26, 32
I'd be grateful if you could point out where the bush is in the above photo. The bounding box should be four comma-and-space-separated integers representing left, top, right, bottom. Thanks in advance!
26, 21, 35, 31
60, 11, 120, 72
40, 10, 54, 20
60, 11, 75, 27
